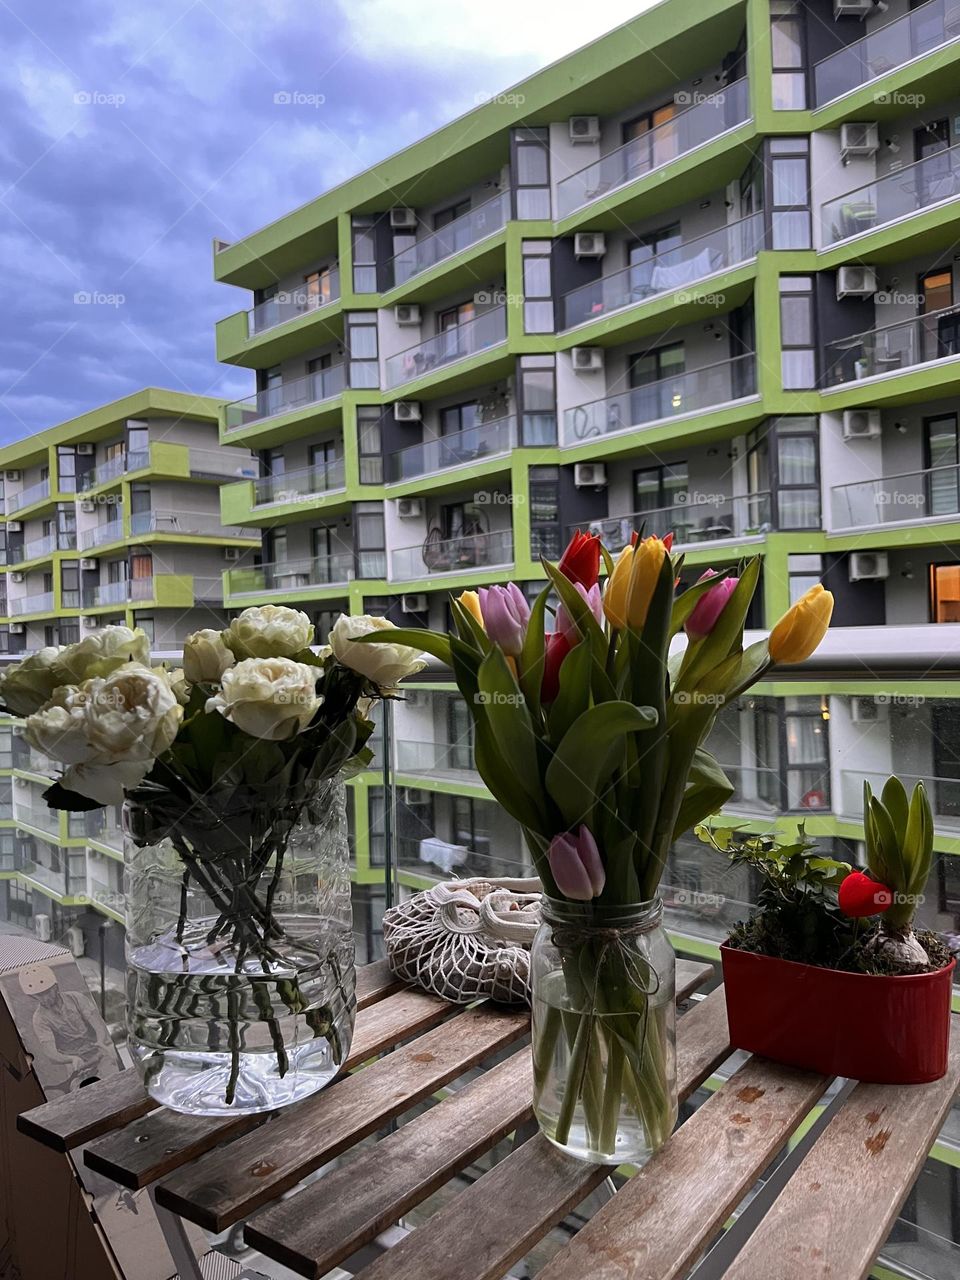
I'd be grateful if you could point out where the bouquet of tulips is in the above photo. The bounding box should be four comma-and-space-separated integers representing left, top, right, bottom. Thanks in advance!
371, 530, 834, 1155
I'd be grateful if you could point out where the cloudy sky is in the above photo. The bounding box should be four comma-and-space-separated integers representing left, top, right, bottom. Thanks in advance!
0, 0, 655, 444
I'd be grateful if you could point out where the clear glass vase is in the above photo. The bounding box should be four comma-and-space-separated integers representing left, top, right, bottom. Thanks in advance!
530, 897, 678, 1165
124, 776, 355, 1116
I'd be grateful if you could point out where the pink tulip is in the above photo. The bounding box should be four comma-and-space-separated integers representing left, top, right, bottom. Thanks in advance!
478, 584, 530, 657
548, 826, 605, 901
685, 572, 739, 640
557, 582, 604, 645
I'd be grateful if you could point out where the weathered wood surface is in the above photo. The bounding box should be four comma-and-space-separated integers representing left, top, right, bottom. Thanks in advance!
723, 1018, 960, 1280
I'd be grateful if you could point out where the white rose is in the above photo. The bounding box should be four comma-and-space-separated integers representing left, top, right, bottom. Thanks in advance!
223, 606, 314, 659
51, 626, 151, 685
0, 646, 62, 716
183, 629, 236, 684
330, 614, 426, 690
205, 657, 321, 740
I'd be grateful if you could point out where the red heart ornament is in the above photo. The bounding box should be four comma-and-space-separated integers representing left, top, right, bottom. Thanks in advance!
838, 870, 893, 918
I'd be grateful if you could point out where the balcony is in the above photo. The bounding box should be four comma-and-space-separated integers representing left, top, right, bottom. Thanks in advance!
569, 491, 773, 552
252, 459, 346, 507
391, 528, 513, 581
559, 213, 765, 331
822, 143, 960, 246
814, 0, 960, 108
832, 463, 960, 530
249, 269, 341, 335
78, 521, 124, 550
388, 416, 517, 483
223, 364, 346, 432
8, 533, 77, 564
385, 192, 510, 290
7, 478, 51, 514
385, 307, 507, 390
841, 768, 960, 833
128, 510, 258, 539
224, 552, 384, 600
556, 79, 751, 220
561, 353, 757, 447
8, 592, 54, 616
395, 738, 479, 779
824, 303, 960, 386
81, 575, 221, 609
79, 451, 148, 491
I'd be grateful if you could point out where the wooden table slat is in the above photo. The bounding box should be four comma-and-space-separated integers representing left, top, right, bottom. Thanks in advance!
16, 958, 408, 1154
723, 1017, 960, 1280
83, 986, 454, 1189
674, 958, 714, 1003
247, 984, 731, 1280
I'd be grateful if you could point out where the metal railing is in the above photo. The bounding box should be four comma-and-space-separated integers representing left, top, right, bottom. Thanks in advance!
78, 521, 124, 550
253, 460, 347, 507
556, 78, 751, 219
391, 527, 514, 580
249, 268, 341, 334
561, 353, 757, 446
822, 142, 960, 245
385, 192, 511, 288
832, 462, 960, 528
224, 552, 386, 597
814, 0, 960, 106
568, 491, 773, 549
388, 416, 517, 482
8, 592, 54, 616
824, 302, 960, 385
559, 213, 765, 330
7, 479, 51, 513
224, 364, 347, 431
8, 533, 77, 563
385, 306, 507, 389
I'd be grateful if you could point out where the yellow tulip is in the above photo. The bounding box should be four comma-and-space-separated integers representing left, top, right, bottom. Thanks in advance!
602, 537, 668, 630
769, 584, 834, 664
458, 590, 484, 630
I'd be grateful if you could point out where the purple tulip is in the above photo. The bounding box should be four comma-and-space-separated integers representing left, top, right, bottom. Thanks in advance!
557, 582, 604, 645
685, 572, 739, 640
478, 584, 530, 657
548, 826, 605, 901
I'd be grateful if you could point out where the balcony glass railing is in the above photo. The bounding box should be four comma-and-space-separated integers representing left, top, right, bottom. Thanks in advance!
842, 769, 960, 831
385, 192, 511, 288
249, 268, 341, 335
8, 592, 54, 616
78, 521, 124, 550
224, 364, 347, 431
394, 738, 478, 776
559, 213, 766, 330
79, 450, 150, 490
388, 416, 517, 482
253, 460, 346, 507
556, 78, 751, 219
824, 302, 960, 385
822, 142, 960, 245
568, 491, 773, 550
814, 0, 960, 107
561, 353, 757, 446
7, 479, 51, 513
385, 306, 507, 389
832, 463, 960, 529
391, 527, 514, 580
224, 552, 385, 597
8, 533, 77, 563
128, 510, 258, 538
187, 447, 259, 481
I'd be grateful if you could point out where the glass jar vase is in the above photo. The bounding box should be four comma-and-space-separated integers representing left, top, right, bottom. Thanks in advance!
124, 776, 355, 1117
530, 897, 678, 1165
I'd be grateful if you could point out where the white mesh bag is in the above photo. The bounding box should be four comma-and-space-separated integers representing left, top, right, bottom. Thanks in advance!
383, 877, 542, 1004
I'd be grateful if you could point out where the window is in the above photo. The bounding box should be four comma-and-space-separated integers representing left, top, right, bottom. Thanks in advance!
265, 447, 285, 478
788, 553, 823, 604
784, 696, 830, 811
60, 561, 80, 610
775, 417, 820, 528
512, 127, 551, 219
768, 137, 811, 248
633, 463, 688, 530
134, 615, 155, 643
931, 705, 960, 826
302, 266, 334, 309
628, 342, 686, 420
346, 312, 379, 389
127, 422, 149, 455
310, 441, 338, 489
57, 503, 76, 546
57, 446, 77, 494
529, 466, 561, 561
628, 224, 682, 297
357, 407, 384, 484
434, 198, 470, 230
925, 414, 959, 516
779, 276, 816, 389
522, 240, 554, 333
770, 1, 807, 110
930, 564, 960, 623
355, 501, 386, 578
267, 527, 287, 565
519, 355, 557, 445
352, 215, 377, 293
623, 102, 677, 179
129, 482, 151, 517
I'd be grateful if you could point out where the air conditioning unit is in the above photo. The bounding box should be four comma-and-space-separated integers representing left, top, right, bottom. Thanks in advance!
842, 409, 882, 440
5, 470, 20, 481
394, 304, 421, 326
851, 696, 888, 724
398, 498, 423, 519
574, 232, 606, 259
574, 463, 607, 488
223, 546, 242, 561
390, 207, 417, 229
65, 925, 85, 958
79, 558, 97, 571
837, 265, 878, 299
8, 623, 24, 635
34, 913, 51, 942
80, 500, 97, 513
840, 121, 879, 159
404, 688, 429, 708
7, 521, 22, 533
834, 0, 875, 16
76, 442, 95, 456
571, 346, 604, 372
82, 616, 99, 628
395, 401, 422, 422
402, 592, 428, 613
10, 572, 24, 584
569, 115, 601, 143
849, 550, 889, 581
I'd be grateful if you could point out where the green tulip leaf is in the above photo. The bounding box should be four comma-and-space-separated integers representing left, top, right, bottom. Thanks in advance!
880, 775, 909, 847
351, 627, 451, 666
672, 749, 735, 840
545, 700, 657, 828
547, 637, 592, 745
518, 585, 550, 719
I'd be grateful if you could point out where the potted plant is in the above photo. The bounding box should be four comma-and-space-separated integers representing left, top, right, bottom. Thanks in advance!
710, 778, 956, 1085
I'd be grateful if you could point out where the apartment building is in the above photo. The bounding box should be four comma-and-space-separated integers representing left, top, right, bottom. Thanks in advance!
0, 387, 259, 961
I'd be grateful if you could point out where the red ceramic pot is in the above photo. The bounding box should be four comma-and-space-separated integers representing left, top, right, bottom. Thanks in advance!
720, 944, 956, 1084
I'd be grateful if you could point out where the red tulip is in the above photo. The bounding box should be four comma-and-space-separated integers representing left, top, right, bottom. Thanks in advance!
685, 572, 739, 640
558, 530, 601, 589
541, 630, 572, 704
838, 870, 893, 918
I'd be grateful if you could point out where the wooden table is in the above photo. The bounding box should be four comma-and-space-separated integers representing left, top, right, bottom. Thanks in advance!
18, 959, 960, 1280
